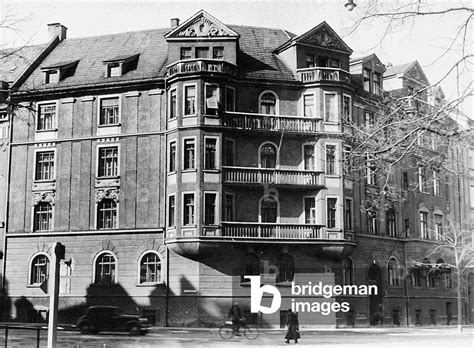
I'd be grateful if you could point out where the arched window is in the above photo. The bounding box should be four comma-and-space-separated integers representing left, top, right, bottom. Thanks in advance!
242, 253, 260, 282
260, 143, 277, 168
343, 257, 354, 285
260, 196, 278, 223
33, 202, 53, 231
388, 258, 400, 286
259, 92, 278, 115
97, 199, 117, 229
94, 252, 116, 284
276, 254, 294, 283
30, 254, 49, 285
139, 252, 162, 284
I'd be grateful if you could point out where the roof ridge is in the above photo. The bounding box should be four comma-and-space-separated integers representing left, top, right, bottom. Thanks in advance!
59, 26, 172, 42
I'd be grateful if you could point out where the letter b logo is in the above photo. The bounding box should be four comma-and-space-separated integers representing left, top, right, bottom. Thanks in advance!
246, 276, 281, 314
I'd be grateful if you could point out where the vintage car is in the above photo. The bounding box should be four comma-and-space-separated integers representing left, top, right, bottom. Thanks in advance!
76, 306, 149, 335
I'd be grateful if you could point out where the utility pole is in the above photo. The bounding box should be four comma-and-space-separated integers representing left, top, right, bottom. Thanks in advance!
47, 242, 65, 348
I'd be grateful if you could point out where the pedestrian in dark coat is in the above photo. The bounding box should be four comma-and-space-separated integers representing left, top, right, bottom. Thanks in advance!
285, 309, 300, 343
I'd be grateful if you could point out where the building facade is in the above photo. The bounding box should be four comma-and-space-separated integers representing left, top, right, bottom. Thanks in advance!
1, 11, 472, 327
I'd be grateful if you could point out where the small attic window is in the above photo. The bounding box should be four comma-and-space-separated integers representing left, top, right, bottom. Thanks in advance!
103, 54, 139, 78
41, 60, 79, 84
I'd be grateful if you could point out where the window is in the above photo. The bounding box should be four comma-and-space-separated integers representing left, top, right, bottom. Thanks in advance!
168, 195, 175, 227
363, 69, 371, 92
139, 252, 162, 284
204, 193, 217, 225
326, 198, 337, 228
427, 273, 436, 288
259, 92, 277, 115
411, 269, 422, 287
180, 47, 192, 60
183, 193, 195, 225
276, 254, 294, 283
418, 166, 427, 192
303, 145, 315, 170
33, 202, 53, 232
169, 89, 177, 120
388, 258, 400, 286
387, 210, 396, 237
213, 47, 224, 59
260, 143, 277, 169
304, 197, 316, 224
169, 141, 176, 172
225, 193, 235, 221
261, 196, 278, 223
325, 145, 336, 174
343, 95, 351, 119
99, 97, 120, 126
225, 87, 235, 112
0, 109, 8, 121
224, 139, 235, 166
183, 139, 195, 170
205, 138, 217, 170
324, 92, 337, 121
35, 151, 55, 181
366, 154, 377, 185
97, 199, 117, 229
402, 172, 409, 190
444, 273, 453, 289
373, 73, 381, 95
365, 112, 375, 127
94, 252, 116, 284
403, 219, 410, 237
98, 147, 118, 177
420, 211, 429, 239
434, 214, 443, 240
343, 146, 353, 176
196, 47, 209, 59
107, 62, 121, 77
205, 84, 219, 115
367, 211, 378, 234
242, 253, 260, 282
306, 54, 315, 68
30, 254, 49, 285
45, 70, 59, 84
345, 199, 353, 230
37, 103, 56, 131
433, 171, 441, 195
184, 85, 196, 115
329, 58, 340, 68
303, 95, 314, 117
343, 258, 354, 285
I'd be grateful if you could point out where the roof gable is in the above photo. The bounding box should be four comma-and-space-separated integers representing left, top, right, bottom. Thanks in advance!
276, 21, 352, 54
385, 61, 429, 85
165, 10, 239, 39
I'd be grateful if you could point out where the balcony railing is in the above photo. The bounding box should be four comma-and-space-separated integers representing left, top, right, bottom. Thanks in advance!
297, 67, 351, 84
223, 112, 320, 133
167, 59, 237, 78
219, 222, 326, 239
222, 166, 323, 187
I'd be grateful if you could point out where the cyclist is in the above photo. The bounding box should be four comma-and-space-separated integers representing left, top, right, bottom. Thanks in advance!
228, 302, 244, 335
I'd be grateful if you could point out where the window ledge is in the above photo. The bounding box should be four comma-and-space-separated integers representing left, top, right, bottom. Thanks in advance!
167, 171, 177, 176
33, 179, 56, 183
182, 169, 197, 173
36, 129, 58, 133
136, 282, 164, 287
90, 283, 118, 287
26, 284, 42, 288
204, 113, 219, 118
183, 114, 197, 118
98, 123, 121, 128
204, 169, 220, 173
323, 121, 339, 125
96, 175, 120, 180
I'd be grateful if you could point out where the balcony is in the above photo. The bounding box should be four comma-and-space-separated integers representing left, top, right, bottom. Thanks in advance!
166, 59, 237, 78
222, 166, 323, 188
297, 67, 351, 84
220, 222, 325, 239
223, 112, 320, 133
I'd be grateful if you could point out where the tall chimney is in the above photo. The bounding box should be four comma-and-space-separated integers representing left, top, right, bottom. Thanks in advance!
47, 23, 67, 41
171, 18, 180, 28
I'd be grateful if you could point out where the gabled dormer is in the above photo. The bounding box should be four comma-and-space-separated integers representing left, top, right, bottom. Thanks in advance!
384, 61, 429, 101
274, 21, 353, 81
40, 60, 79, 84
165, 10, 240, 66
103, 53, 140, 78
350, 54, 386, 96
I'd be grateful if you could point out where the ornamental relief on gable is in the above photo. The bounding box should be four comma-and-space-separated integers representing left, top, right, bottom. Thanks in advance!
32, 191, 55, 206
177, 17, 230, 37
95, 188, 120, 203
301, 29, 344, 51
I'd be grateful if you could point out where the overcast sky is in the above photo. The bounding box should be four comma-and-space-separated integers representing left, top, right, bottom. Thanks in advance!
1, 0, 472, 116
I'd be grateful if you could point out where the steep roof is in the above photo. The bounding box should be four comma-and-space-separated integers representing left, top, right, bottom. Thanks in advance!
384, 61, 417, 78
0, 45, 47, 83
16, 23, 296, 92
384, 60, 429, 86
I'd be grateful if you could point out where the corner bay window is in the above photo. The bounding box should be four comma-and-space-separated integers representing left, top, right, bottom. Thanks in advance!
204, 193, 217, 225
205, 138, 217, 170
37, 103, 56, 131
30, 254, 49, 285
95, 252, 116, 284
99, 97, 120, 126
168, 195, 175, 227
169, 141, 176, 172
183, 139, 195, 170
184, 86, 196, 115
98, 147, 118, 177
303, 95, 314, 117
180, 47, 192, 60
169, 89, 177, 119
325, 145, 336, 174
97, 199, 117, 229
183, 193, 195, 225
420, 211, 429, 239
324, 93, 337, 121
326, 198, 337, 228
205, 84, 219, 115
35, 151, 55, 181
213, 47, 224, 59
34, 202, 53, 232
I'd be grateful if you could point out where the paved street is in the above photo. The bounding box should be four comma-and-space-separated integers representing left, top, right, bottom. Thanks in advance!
3, 326, 474, 348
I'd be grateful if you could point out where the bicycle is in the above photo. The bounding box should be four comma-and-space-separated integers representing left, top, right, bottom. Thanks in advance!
219, 319, 258, 340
